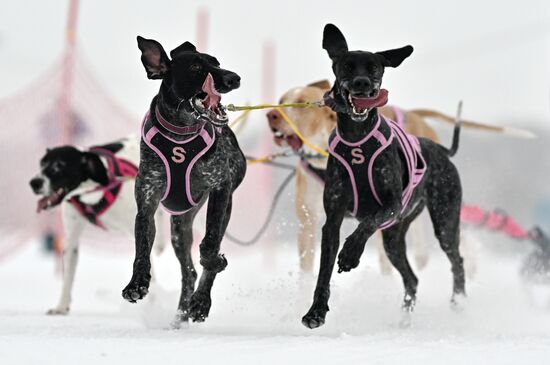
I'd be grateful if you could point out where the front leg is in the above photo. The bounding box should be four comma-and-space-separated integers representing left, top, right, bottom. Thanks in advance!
48, 204, 85, 315
122, 148, 164, 303
338, 172, 403, 273
188, 186, 232, 322
302, 159, 348, 329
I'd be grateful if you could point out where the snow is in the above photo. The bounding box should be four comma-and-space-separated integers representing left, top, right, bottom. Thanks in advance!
1, 234, 550, 364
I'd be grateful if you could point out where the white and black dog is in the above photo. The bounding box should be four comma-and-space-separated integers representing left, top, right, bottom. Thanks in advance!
30, 137, 165, 315
121, 37, 246, 326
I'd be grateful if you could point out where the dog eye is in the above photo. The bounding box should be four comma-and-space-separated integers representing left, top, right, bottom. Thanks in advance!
344, 62, 354, 71
189, 64, 202, 72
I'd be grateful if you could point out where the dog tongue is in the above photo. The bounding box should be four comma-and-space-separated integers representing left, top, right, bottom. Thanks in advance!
36, 196, 51, 213
286, 135, 303, 151
352, 88, 389, 110
201, 73, 221, 110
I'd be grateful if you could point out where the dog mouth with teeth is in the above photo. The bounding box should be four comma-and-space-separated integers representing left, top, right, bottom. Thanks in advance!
271, 128, 303, 151
36, 187, 67, 213
343, 88, 389, 121
191, 73, 228, 123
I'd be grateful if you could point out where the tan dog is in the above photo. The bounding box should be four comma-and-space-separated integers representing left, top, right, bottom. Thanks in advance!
267, 80, 519, 274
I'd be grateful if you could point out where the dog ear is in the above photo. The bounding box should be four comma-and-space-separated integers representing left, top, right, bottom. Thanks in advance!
137, 36, 170, 79
170, 41, 197, 58
322, 24, 348, 60
376, 45, 414, 68
82, 153, 109, 186
307, 79, 332, 90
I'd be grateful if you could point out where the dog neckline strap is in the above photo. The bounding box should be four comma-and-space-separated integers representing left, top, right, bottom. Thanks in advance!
142, 112, 216, 216
155, 105, 206, 135
328, 114, 426, 229
68, 147, 138, 229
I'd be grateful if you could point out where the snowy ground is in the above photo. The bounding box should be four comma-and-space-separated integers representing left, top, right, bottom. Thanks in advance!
1, 235, 550, 365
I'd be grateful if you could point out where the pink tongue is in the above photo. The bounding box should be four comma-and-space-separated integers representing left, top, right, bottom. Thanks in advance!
201, 73, 221, 110
352, 88, 389, 110
36, 197, 50, 213
286, 135, 303, 151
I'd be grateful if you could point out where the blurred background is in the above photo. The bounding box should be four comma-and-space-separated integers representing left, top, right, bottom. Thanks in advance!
0, 0, 549, 301
1, 2, 550, 359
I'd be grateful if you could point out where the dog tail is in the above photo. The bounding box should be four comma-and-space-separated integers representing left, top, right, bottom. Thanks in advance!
409, 109, 536, 139
446, 101, 463, 157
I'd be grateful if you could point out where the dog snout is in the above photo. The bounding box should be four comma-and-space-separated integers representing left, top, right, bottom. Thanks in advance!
351, 77, 372, 93
222, 72, 241, 90
30, 177, 44, 193
266, 109, 281, 128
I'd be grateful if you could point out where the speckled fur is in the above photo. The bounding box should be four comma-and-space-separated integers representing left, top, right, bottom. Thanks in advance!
302, 24, 466, 329
121, 37, 246, 324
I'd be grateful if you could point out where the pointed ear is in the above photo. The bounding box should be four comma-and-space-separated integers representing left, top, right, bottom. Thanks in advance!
82, 153, 109, 186
376, 45, 414, 68
322, 24, 348, 60
307, 79, 332, 90
137, 36, 170, 79
170, 41, 197, 58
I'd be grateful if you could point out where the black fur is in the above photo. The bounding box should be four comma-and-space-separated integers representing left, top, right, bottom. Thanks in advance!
302, 24, 466, 329
121, 37, 246, 324
30, 146, 109, 207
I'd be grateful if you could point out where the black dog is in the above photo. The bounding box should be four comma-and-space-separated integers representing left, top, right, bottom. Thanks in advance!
121, 37, 246, 325
302, 24, 466, 329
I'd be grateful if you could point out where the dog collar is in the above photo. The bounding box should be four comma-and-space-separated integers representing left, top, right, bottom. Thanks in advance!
155, 106, 205, 135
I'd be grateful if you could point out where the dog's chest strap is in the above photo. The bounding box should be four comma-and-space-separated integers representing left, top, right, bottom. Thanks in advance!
142, 115, 215, 216
68, 148, 138, 229
328, 115, 426, 229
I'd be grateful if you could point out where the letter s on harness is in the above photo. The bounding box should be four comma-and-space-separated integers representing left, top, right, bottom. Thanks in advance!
351, 148, 365, 165
171, 147, 186, 163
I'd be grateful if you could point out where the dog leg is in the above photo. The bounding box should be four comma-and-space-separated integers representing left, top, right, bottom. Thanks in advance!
382, 222, 419, 314
337, 220, 378, 273
48, 205, 85, 315
302, 172, 348, 329
122, 161, 164, 303
427, 175, 466, 306
170, 210, 199, 328
188, 188, 232, 322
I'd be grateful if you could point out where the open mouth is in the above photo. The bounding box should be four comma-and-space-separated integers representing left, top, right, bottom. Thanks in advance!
192, 73, 228, 123
36, 188, 67, 213
345, 88, 389, 120
271, 128, 303, 151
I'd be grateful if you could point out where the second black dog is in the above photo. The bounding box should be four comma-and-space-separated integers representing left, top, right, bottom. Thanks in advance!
122, 37, 246, 325
302, 24, 466, 329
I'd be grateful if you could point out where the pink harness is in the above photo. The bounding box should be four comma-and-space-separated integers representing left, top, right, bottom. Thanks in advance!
142, 107, 215, 216
69, 147, 138, 229
328, 112, 426, 229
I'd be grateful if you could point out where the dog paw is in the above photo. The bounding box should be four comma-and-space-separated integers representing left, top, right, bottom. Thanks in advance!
200, 253, 228, 273
301, 304, 328, 329
451, 293, 466, 313
46, 307, 69, 315
122, 278, 150, 303
337, 249, 360, 273
402, 293, 416, 312
188, 291, 212, 322
170, 309, 190, 330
